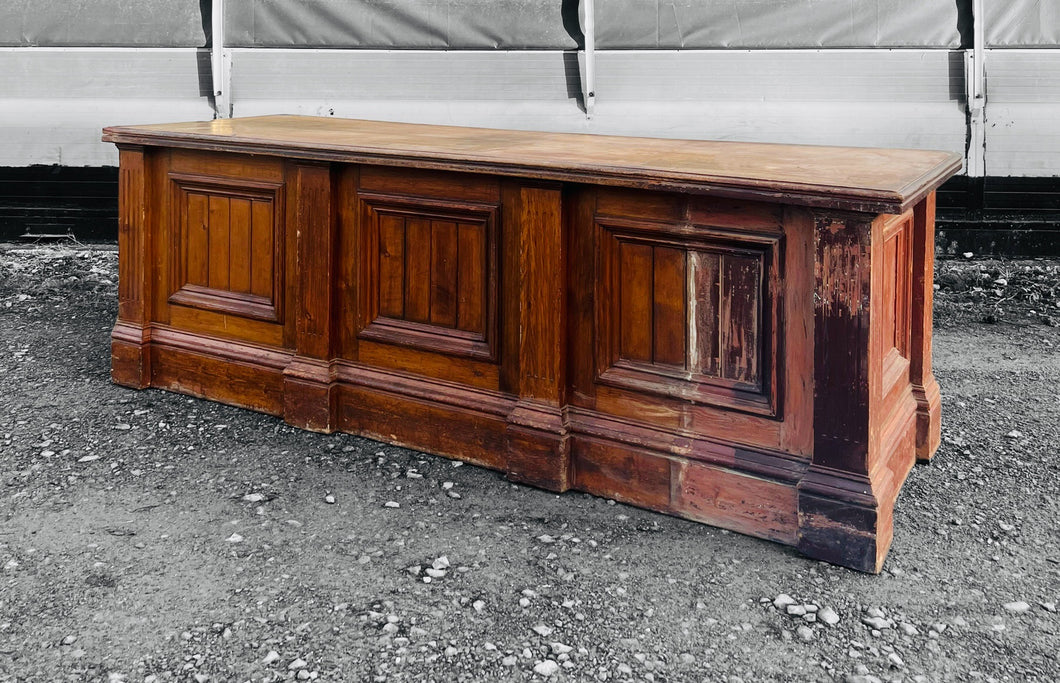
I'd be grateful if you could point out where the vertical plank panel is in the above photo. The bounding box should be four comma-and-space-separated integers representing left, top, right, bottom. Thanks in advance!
456, 222, 486, 334
690, 250, 720, 377
404, 218, 431, 323
886, 233, 899, 353
430, 220, 458, 327
516, 184, 565, 400
290, 161, 333, 359
228, 197, 252, 294
721, 254, 761, 385
207, 195, 230, 290
250, 199, 273, 298
651, 246, 687, 367
619, 242, 652, 363
377, 214, 406, 318
185, 192, 209, 287
895, 224, 912, 357
910, 193, 941, 461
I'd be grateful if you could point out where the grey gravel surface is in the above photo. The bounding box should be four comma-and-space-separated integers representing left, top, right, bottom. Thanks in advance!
1, 246, 1058, 682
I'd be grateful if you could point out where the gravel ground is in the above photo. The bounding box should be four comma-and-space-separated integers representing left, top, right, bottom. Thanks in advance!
0, 244, 1058, 683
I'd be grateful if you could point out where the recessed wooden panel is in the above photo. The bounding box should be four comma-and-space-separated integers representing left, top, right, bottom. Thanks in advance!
598, 218, 780, 417
358, 191, 499, 361
168, 173, 286, 324
457, 223, 486, 333
721, 254, 762, 386
652, 246, 687, 367
378, 214, 406, 318
619, 242, 653, 363
429, 221, 458, 328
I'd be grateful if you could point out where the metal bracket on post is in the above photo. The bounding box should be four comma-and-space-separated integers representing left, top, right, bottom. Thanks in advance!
965, 0, 986, 177
211, 0, 232, 119
582, 0, 596, 119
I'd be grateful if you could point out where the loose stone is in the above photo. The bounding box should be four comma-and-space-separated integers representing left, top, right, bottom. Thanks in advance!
818, 607, 840, 626
861, 616, 892, 630
533, 660, 560, 677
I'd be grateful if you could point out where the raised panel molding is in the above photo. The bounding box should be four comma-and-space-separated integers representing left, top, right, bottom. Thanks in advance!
358, 191, 499, 361
167, 172, 285, 322
596, 217, 781, 417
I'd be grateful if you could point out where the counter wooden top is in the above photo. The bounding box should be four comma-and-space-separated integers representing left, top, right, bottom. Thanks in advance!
103, 115, 962, 213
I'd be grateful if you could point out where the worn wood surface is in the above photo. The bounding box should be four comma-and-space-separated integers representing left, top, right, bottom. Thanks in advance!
103, 115, 961, 214
107, 117, 953, 572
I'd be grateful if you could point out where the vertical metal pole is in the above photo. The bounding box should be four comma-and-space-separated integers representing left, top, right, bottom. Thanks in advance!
583, 0, 596, 119
211, 0, 231, 118
966, 0, 986, 177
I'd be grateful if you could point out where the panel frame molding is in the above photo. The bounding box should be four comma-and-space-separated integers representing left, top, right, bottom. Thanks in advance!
356, 190, 501, 362
166, 171, 286, 323
594, 215, 782, 417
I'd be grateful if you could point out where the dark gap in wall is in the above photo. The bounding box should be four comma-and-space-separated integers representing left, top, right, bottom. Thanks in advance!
1, 169, 1058, 256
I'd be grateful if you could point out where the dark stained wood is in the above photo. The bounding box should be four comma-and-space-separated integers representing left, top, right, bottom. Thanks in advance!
651, 246, 687, 367
111, 144, 151, 388
207, 195, 230, 290
404, 218, 432, 324
673, 460, 798, 545
619, 241, 653, 363
457, 223, 485, 334
228, 197, 252, 294
284, 160, 335, 432
106, 116, 957, 573
250, 200, 274, 298
185, 192, 209, 287
721, 254, 761, 386
377, 214, 405, 318
910, 193, 942, 462
429, 220, 458, 328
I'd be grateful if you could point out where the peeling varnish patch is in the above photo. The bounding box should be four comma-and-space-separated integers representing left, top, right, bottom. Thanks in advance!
817, 219, 868, 316
687, 250, 699, 373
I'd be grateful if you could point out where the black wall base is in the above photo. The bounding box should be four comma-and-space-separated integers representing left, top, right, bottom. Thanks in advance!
0, 166, 118, 242
937, 176, 1060, 257
2, 167, 1059, 256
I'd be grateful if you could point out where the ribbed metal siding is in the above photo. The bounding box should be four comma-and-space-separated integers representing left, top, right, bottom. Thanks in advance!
0, 48, 213, 166
985, 49, 1060, 176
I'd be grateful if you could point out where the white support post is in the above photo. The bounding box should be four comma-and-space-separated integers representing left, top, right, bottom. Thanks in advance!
211, 0, 232, 118
965, 0, 986, 177
583, 0, 596, 119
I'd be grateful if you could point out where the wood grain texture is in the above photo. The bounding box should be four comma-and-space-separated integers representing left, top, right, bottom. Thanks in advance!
103, 115, 962, 214
910, 193, 942, 462
111, 145, 151, 388
106, 121, 957, 573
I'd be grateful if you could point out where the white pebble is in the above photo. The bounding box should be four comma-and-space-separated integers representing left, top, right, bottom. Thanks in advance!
533, 660, 560, 677
818, 607, 840, 626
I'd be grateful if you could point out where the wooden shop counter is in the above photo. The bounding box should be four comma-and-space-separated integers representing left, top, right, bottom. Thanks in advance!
103, 116, 960, 572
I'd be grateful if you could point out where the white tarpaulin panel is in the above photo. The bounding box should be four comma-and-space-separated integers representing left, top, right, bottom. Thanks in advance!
985, 0, 1060, 47
597, 0, 965, 48
225, 0, 580, 49
0, 0, 207, 47
224, 0, 965, 49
